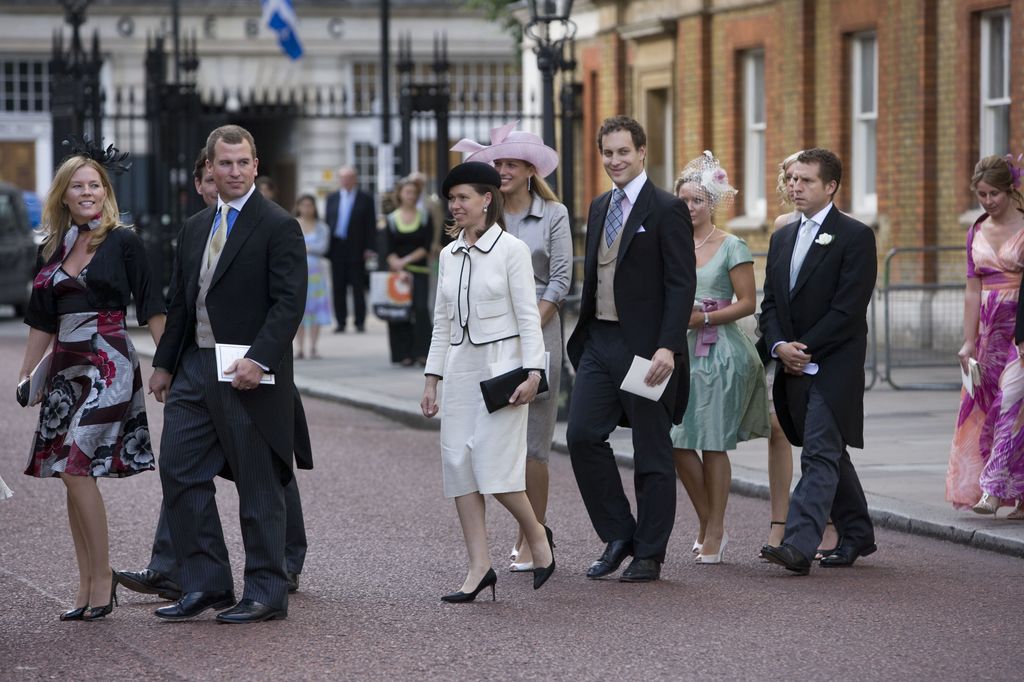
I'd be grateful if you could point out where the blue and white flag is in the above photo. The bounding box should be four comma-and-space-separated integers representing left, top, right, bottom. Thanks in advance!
262, 0, 304, 60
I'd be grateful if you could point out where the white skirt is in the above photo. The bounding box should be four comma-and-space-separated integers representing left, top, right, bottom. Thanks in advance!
439, 337, 528, 498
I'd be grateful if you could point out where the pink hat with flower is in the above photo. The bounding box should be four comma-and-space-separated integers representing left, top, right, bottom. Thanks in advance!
451, 121, 560, 178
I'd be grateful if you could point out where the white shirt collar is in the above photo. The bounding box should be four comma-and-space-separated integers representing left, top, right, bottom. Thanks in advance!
216, 182, 257, 215
615, 170, 647, 205
801, 202, 833, 229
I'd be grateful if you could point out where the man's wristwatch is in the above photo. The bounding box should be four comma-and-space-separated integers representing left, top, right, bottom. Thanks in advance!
527, 370, 542, 379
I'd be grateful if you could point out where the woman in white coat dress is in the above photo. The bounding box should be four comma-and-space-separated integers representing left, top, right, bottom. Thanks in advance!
421, 162, 555, 602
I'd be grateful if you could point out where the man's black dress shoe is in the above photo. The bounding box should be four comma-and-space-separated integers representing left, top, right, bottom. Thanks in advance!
586, 539, 633, 579
334, 327, 346, 334
287, 571, 300, 594
115, 569, 183, 601
154, 591, 235, 621
819, 542, 877, 568
761, 543, 812, 576
216, 598, 287, 623
619, 557, 661, 583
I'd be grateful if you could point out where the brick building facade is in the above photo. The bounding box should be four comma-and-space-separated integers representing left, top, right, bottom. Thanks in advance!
565, 0, 1022, 282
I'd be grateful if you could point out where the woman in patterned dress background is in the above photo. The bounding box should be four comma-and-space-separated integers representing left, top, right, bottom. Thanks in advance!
18, 150, 165, 620
947, 155, 1024, 519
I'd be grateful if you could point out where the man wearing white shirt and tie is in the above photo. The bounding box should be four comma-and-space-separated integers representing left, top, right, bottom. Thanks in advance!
566, 116, 695, 583
759, 148, 877, 575
151, 125, 307, 622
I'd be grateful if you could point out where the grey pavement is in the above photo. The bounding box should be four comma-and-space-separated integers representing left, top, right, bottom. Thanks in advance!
109, 313, 1024, 559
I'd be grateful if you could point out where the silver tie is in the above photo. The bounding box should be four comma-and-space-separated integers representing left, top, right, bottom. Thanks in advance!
789, 219, 816, 290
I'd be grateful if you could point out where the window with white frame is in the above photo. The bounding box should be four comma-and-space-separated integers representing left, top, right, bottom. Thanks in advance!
351, 60, 521, 116
0, 58, 49, 113
851, 32, 878, 214
353, 141, 402, 194
980, 9, 1011, 157
742, 50, 766, 218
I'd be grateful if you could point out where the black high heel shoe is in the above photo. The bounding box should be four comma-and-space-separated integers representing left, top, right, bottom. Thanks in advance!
59, 605, 89, 621
533, 525, 556, 590
82, 572, 118, 621
759, 521, 786, 561
441, 568, 497, 603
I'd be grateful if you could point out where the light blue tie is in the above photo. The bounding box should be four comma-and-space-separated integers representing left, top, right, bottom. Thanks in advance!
604, 188, 626, 247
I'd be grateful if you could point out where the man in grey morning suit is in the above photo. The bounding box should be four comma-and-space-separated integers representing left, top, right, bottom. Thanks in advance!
151, 125, 307, 623
115, 147, 312, 602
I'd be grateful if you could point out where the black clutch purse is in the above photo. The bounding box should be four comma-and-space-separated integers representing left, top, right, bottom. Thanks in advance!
16, 378, 30, 407
480, 367, 548, 414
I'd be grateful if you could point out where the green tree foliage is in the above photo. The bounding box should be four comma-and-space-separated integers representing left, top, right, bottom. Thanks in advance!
464, 0, 523, 49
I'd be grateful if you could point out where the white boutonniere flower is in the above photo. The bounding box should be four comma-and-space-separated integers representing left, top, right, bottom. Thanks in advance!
814, 233, 834, 246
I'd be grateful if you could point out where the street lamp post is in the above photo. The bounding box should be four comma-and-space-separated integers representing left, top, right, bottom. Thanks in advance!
524, 0, 575, 197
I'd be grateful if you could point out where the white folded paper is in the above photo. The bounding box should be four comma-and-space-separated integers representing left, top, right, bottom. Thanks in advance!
961, 357, 980, 398
26, 352, 51, 406
620, 355, 670, 401
215, 343, 275, 385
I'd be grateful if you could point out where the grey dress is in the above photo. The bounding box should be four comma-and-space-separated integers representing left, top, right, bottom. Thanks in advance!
504, 193, 573, 462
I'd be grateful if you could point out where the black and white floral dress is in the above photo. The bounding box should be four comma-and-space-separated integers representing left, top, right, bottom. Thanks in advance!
23, 224, 161, 479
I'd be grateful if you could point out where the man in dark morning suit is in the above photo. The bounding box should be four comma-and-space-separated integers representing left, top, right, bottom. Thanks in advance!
115, 147, 312, 602
325, 165, 377, 333
566, 116, 696, 583
760, 148, 878, 575
150, 125, 307, 623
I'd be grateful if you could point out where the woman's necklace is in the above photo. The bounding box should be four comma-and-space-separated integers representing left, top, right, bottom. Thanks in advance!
694, 225, 718, 249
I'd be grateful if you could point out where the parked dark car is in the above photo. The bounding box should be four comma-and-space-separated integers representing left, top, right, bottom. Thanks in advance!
0, 182, 39, 316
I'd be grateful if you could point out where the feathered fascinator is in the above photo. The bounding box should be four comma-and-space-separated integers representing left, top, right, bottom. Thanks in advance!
62, 134, 132, 175
679, 150, 737, 210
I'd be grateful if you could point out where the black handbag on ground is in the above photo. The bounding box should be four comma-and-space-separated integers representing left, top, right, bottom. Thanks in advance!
480, 367, 548, 413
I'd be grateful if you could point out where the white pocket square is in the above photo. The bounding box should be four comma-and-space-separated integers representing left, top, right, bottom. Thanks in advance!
636, 226, 646, 233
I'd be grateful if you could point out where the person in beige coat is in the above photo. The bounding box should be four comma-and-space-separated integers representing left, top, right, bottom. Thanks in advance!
421, 162, 555, 602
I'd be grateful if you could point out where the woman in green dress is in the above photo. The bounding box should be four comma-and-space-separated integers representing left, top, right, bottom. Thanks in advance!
670, 151, 770, 564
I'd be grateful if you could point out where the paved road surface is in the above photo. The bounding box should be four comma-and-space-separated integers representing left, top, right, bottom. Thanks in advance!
0, 336, 1021, 680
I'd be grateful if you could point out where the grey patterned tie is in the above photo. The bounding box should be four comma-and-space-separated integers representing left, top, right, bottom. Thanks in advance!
604, 188, 626, 247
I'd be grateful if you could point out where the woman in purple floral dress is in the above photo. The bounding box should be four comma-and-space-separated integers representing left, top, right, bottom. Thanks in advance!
946, 155, 1024, 519
18, 151, 165, 620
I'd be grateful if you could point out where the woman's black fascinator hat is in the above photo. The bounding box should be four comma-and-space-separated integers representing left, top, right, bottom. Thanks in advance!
61, 134, 132, 175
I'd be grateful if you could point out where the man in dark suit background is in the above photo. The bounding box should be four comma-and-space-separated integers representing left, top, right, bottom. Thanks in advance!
760, 148, 877, 575
566, 116, 696, 583
150, 125, 307, 623
116, 147, 312, 602
325, 165, 377, 333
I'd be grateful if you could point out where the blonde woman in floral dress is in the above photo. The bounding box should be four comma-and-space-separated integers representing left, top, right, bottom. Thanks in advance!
19, 148, 165, 620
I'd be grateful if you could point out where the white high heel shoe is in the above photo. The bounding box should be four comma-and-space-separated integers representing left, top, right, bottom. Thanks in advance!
696, 533, 729, 564
972, 493, 1003, 515
691, 539, 703, 554
509, 560, 535, 572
